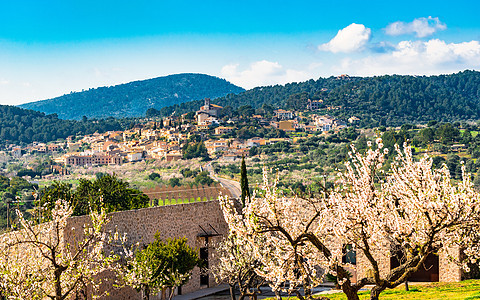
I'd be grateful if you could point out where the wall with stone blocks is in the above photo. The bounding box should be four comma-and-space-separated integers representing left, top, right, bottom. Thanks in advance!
355, 245, 462, 284
439, 247, 462, 282
64, 200, 229, 299
355, 244, 391, 282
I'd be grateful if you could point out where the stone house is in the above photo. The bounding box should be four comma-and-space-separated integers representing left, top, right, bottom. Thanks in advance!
127, 151, 144, 162
214, 126, 233, 135
12, 147, 22, 158
274, 109, 294, 119
306, 99, 323, 110
64, 154, 122, 166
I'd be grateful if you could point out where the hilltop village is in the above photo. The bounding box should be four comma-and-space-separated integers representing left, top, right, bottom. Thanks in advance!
6, 98, 351, 172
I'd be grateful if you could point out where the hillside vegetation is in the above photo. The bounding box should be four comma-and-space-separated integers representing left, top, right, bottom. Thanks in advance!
161, 70, 480, 126
0, 105, 122, 145
19, 73, 245, 119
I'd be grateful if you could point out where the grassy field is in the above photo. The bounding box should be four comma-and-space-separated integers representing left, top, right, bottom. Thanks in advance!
318, 280, 480, 300
459, 129, 479, 138
153, 197, 210, 206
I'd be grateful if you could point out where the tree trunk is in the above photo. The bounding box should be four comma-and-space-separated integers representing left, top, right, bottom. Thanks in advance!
342, 288, 360, 300
142, 284, 150, 300
55, 268, 62, 300
340, 283, 360, 300
275, 290, 282, 300
369, 285, 385, 300
337, 266, 360, 300
295, 290, 305, 300
304, 287, 313, 300
229, 285, 236, 300
168, 287, 176, 300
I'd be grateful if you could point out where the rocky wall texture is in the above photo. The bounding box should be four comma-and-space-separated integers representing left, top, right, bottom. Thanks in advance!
64, 200, 228, 299
439, 247, 462, 282
355, 244, 391, 283
356, 245, 462, 285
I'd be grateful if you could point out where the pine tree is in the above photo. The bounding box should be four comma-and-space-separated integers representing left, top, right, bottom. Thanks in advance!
240, 156, 250, 207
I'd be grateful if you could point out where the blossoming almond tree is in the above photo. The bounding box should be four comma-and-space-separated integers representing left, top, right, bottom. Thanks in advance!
212, 234, 265, 300
219, 172, 362, 299
322, 140, 480, 300
332, 141, 480, 299
220, 139, 480, 300
0, 199, 120, 300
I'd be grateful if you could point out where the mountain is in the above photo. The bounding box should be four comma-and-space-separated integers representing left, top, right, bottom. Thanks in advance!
160, 70, 480, 126
19, 73, 245, 120
0, 105, 122, 145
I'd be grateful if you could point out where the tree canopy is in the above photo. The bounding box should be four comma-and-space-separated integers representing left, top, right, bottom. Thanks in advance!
160, 70, 480, 127
40, 174, 149, 217
182, 141, 209, 160
0, 200, 119, 299
121, 234, 199, 300
0, 105, 122, 146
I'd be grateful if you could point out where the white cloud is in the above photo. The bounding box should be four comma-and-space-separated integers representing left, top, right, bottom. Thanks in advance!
385, 17, 446, 38
332, 39, 480, 76
319, 23, 371, 53
221, 60, 311, 89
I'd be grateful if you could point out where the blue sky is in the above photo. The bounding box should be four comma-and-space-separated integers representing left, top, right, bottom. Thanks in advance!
1, 0, 479, 105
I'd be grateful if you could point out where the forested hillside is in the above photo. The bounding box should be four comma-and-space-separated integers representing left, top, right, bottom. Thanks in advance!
19, 73, 244, 119
157, 76, 354, 116
326, 71, 480, 126
0, 105, 122, 145
160, 70, 480, 126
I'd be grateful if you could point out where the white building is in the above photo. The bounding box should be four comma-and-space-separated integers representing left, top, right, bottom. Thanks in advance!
127, 152, 144, 162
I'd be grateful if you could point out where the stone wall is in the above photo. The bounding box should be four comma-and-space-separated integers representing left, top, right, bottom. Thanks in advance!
142, 184, 231, 203
439, 247, 462, 282
64, 200, 228, 299
355, 243, 391, 282
355, 244, 463, 284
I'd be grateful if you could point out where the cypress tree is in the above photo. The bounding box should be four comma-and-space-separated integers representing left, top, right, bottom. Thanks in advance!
240, 156, 250, 206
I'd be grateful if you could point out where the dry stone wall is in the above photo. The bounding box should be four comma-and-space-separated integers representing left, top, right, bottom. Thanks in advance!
439, 247, 462, 282
356, 244, 462, 284
142, 184, 231, 203
64, 200, 228, 299
355, 242, 391, 282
